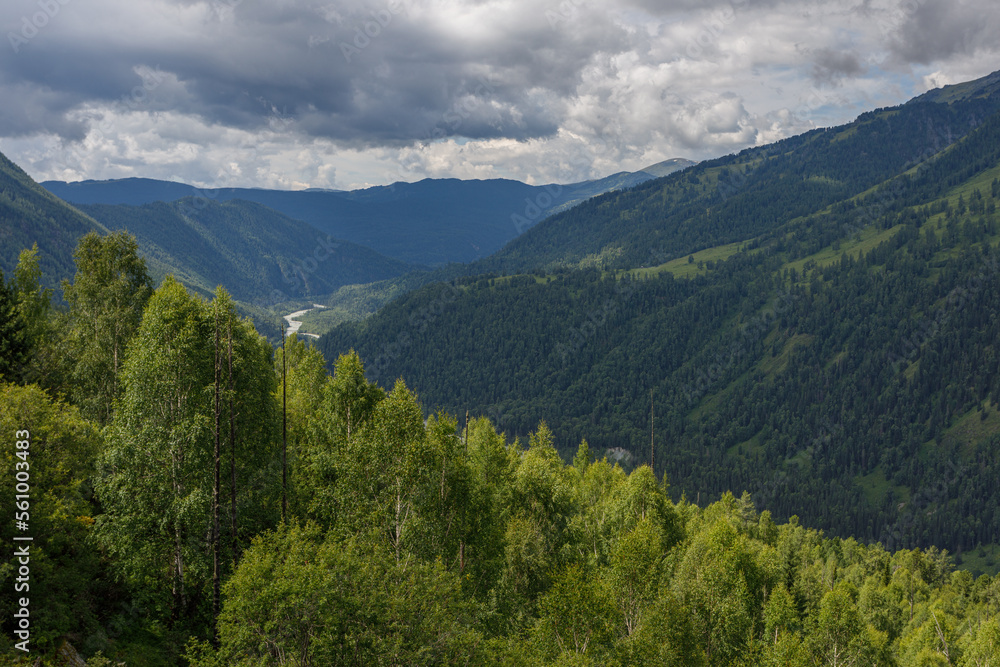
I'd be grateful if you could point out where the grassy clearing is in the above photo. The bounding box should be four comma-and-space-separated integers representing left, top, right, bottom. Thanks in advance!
631, 241, 746, 279
939, 400, 1000, 455
956, 543, 1000, 578
784, 223, 902, 274
757, 334, 814, 376
854, 467, 911, 507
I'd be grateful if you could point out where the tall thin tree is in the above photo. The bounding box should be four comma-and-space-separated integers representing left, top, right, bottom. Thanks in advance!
212, 304, 221, 629
281, 321, 287, 524
228, 314, 238, 563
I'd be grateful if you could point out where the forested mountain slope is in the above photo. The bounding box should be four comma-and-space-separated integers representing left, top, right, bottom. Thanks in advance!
320, 71, 1000, 554
1, 153, 415, 312
0, 151, 105, 288
78, 199, 415, 305
473, 71, 1000, 275
43, 160, 695, 266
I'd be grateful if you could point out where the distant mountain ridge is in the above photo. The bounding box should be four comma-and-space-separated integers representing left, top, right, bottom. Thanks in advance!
41, 160, 695, 266
76, 199, 416, 305
0, 151, 416, 323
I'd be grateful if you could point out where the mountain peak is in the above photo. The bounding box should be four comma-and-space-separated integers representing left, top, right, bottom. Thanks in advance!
910, 69, 1000, 105
636, 158, 698, 178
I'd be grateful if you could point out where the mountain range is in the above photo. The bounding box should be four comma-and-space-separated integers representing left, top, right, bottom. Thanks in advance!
6, 68, 1000, 558
41, 159, 695, 266
318, 69, 1000, 556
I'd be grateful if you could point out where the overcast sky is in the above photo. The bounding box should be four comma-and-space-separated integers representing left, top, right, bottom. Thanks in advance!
1, 0, 998, 190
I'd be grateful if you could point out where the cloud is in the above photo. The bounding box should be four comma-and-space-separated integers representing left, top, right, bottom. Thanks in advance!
886, 0, 1000, 65
810, 48, 867, 86
1, 0, 999, 189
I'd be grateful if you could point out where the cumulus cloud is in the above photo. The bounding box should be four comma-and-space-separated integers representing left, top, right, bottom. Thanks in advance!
0, 0, 998, 189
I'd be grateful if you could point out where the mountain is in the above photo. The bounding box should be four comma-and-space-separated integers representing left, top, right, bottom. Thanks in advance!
42, 161, 696, 267
1, 153, 415, 331
76, 199, 416, 305
910, 69, 1000, 105
319, 69, 1000, 554
0, 150, 105, 287
471, 88, 1000, 275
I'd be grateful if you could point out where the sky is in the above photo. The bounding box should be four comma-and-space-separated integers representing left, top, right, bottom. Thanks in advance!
1, 0, 999, 191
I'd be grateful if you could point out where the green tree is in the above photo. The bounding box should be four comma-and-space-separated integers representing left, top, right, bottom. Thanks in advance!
608, 518, 663, 637
533, 564, 617, 660
0, 383, 102, 653
959, 617, 1000, 667
673, 516, 765, 666
324, 349, 385, 444
462, 417, 515, 603
568, 456, 626, 567
626, 591, 706, 666
94, 278, 278, 626
273, 333, 332, 521
11, 244, 67, 388
0, 268, 28, 382
63, 231, 153, 424
808, 582, 882, 667
193, 523, 481, 666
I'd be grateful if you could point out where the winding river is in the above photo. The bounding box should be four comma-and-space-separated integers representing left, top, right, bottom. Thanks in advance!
283, 304, 326, 339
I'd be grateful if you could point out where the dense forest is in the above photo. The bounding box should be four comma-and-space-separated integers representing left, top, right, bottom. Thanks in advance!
320, 75, 1000, 557
2, 233, 1000, 665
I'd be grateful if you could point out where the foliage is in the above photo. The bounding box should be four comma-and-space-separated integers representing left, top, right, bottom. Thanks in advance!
0, 268, 28, 382
0, 383, 103, 654
63, 231, 154, 424
321, 96, 1000, 555
93, 277, 279, 628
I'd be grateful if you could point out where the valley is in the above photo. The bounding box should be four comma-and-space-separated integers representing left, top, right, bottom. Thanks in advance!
5, 67, 1000, 666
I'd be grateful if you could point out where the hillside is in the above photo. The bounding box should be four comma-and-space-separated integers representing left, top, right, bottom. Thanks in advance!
77, 199, 415, 305
0, 150, 105, 287
319, 71, 1000, 554
471, 73, 1000, 275
42, 160, 695, 267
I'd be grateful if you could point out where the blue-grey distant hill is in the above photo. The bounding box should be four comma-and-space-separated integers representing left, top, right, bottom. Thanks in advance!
42, 159, 696, 266
1, 151, 415, 310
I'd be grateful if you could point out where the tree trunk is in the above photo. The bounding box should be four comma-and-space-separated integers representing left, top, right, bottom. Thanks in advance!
228, 316, 238, 564
212, 309, 221, 631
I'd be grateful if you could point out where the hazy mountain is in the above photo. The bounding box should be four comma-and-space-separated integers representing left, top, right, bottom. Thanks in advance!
42, 161, 696, 267
77, 199, 416, 306
1, 154, 414, 318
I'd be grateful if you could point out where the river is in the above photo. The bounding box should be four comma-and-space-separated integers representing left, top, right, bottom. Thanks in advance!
283, 304, 326, 339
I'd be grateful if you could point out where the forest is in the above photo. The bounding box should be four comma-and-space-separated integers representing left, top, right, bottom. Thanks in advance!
2, 232, 1000, 665
320, 89, 1000, 558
